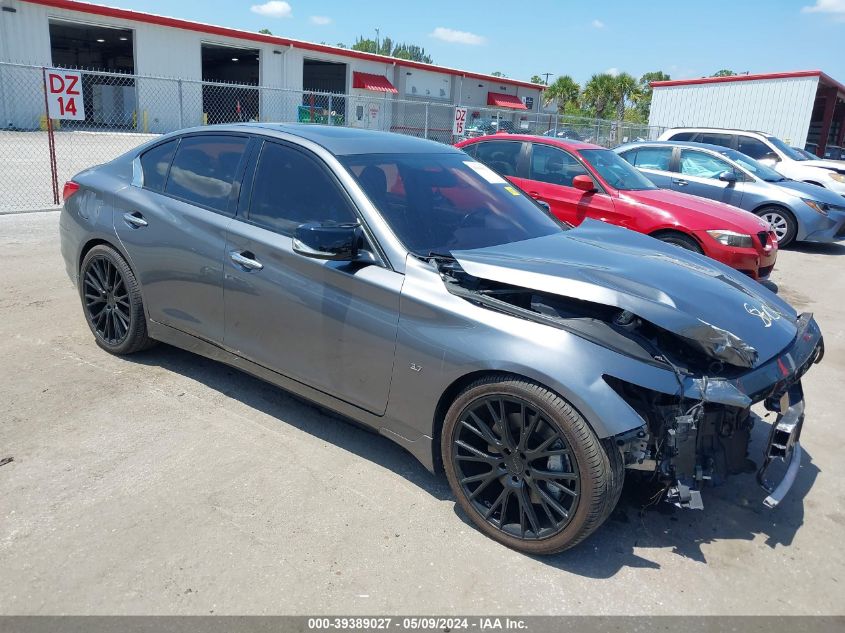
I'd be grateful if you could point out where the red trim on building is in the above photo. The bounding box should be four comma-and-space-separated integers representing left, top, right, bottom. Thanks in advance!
25, 0, 543, 90
650, 70, 845, 95
352, 72, 397, 93
486, 92, 527, 109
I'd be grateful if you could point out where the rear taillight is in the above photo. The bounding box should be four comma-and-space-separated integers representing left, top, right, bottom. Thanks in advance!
62, 181, 80, 202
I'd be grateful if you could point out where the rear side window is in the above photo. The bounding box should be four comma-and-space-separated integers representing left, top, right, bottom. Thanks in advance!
697, 133, 733, 148
737, 136, 771, 160
248, 142, 357, 235
164, 135, 248, 213
140, 140, 178, 192
626, 147, 673, 171
473, 141, 522, 177
668, 131, 696, 141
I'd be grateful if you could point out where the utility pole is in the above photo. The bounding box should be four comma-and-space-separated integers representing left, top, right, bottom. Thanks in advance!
541, 72, 553, 85
375, 28, 380, 53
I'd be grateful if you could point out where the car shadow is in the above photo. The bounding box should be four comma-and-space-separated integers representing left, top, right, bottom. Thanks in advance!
129, 344, 817, 577
128, 343, 453, 502
786, 242, 845, 256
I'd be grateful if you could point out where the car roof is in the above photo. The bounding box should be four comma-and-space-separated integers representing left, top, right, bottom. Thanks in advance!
618, 139, 745, 156
464, 133, 602, 151
667, 127, 772, 137
169, 122, 462, 156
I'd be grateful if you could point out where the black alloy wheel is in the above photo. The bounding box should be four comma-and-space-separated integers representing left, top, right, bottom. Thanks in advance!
442, 376, 624, 554
79, 245, 156, 355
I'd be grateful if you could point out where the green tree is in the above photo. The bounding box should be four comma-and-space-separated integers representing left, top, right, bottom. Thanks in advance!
490, 71, 506, 77
635, 70, 670, 120
611, 72, 640, 122
544, 75, 580, 112
711, 69, 736, 77
582, 73, 617, 120
530, 75, 545, 85
350, 36, 433, 63
258, 28, 273, 35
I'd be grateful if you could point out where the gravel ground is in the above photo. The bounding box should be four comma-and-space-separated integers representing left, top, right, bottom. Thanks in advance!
0, 211, 843, 615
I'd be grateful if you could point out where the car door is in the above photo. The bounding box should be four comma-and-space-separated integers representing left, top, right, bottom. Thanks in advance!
471, 139, 526, 182
618, 146, 676, 188
222, 139, 402, 416
523, 142, 616, 226
113, 133, 249, 343
673, 149, 745, 207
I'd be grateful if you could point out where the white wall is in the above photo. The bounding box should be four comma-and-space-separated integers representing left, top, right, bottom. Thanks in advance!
648, 76, 820, 147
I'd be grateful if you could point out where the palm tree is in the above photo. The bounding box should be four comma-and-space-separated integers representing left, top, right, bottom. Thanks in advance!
611, 72, 639, 122
544, 75, 580, 112
582, 73, 616, 119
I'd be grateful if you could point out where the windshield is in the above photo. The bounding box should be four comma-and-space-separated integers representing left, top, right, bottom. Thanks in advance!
766, 135, 808, 161
579, 149, 657, 190
720, 148, 785, 182
341, 152, 563, 256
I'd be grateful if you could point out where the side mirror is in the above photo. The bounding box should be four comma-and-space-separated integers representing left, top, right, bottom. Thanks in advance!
572, 174, 597, 192
758, 152, 780, 166
719, 170, 737, 183
293, 222, 362, 261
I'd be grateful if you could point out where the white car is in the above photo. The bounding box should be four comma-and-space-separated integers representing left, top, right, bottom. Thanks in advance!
658, 128, 845, 197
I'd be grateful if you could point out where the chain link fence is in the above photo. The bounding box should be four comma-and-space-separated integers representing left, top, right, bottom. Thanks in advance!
0, 62, 666, 212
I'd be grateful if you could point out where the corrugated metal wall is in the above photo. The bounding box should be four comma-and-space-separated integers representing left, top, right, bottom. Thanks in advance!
648, 76, 819, 147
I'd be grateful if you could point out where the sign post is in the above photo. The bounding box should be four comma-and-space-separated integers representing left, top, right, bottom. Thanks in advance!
453, 106, 468, 137
42, 68, 85, 205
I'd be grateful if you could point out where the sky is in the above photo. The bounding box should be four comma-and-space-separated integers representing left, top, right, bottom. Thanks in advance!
100, 0, 845, 85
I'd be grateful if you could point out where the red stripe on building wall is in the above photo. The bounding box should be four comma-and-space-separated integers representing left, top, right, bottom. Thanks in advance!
24, 0, 544, 90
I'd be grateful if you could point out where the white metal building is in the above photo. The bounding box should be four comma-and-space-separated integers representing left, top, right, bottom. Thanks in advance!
0, 0, 544, 135
648, 71, 845, 157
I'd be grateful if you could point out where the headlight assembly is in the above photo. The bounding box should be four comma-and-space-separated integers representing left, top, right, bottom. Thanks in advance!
706, 230, 754, 248
827, 172, 845, 183
802, 198, 830, 216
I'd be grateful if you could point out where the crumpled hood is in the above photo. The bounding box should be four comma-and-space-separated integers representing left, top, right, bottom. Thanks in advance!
451, 220, 799, 368
623, 189, 770, 233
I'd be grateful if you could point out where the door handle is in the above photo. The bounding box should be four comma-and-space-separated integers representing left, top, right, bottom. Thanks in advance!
672, 179, 688, 186
229, 250, 263, 271
528, 191, 541, 198
123, 211, 148, 228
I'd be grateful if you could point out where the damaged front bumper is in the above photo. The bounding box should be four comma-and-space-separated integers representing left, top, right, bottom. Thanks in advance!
614, 312, 824, 510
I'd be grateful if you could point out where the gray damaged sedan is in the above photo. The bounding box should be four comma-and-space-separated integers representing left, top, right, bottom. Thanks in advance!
616, 140, 845, 247
60, 124, 824, 554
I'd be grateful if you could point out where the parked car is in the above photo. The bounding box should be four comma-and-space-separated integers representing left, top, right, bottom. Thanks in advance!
542, 128, 584, 141
464, 118, 516, 137
658, 128, 845, 197
615, 141, 845, 246
824, 145, 844, 161
60, 124, 822, 555
456, 135, 778, 279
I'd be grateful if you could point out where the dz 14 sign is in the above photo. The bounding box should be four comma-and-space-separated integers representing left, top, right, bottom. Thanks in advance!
45, 69, 86, 120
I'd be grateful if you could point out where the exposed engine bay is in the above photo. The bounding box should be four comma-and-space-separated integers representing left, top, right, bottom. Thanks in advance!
435, 256, 824, 510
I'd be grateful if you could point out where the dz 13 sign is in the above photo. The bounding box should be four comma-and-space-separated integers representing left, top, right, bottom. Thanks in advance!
45, 69, 86, 120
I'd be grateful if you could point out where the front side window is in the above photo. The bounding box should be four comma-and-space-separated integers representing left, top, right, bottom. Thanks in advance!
765, 135, 806, 161
579, 149, 657, 191
249, 142, 357, 235
625, 146, 673, 171
140, 140, 178, 192
529, 144, 588, 186
472, 141, 522, 177
736, 136, 772, 160
342, 152, 562, 256
679, 150, 734, 179
720, 149, 784, 182
164, 135, 248, 212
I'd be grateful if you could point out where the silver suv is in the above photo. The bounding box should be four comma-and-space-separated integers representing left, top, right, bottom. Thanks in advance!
658, 128, 845, 197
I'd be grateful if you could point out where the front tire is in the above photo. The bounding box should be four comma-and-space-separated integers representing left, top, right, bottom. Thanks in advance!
441, 376, 624, 555
79, 244, 156, 355
756, 206, 796, 247
654, 231, 703, 253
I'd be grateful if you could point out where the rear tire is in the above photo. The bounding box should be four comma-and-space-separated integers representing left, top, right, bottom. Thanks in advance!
79, 244, 156, 355
756, 206, 796, 247
654, 231, 703, 254
441, 375, 624, 555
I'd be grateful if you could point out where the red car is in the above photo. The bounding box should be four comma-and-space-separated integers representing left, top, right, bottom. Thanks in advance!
455, 135, 778, 279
